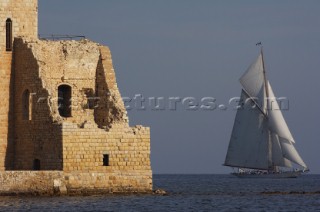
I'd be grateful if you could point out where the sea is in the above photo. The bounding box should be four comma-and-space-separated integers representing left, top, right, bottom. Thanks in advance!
0, 174, 319, 211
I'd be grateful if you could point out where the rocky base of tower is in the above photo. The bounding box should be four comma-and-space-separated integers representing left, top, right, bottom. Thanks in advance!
0, 171, 152, 196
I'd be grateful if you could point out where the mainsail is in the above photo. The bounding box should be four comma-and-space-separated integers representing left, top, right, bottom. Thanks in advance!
224, 90, 269, 170
224, 51, 308, 170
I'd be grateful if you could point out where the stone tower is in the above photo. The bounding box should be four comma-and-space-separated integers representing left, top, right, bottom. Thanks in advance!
0, 0, 38, 170
0, 0, 152, 193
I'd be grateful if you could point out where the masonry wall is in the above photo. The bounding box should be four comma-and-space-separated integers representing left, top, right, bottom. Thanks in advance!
0, 0, 38, 170
11, 38, 128, 170
0, 41, 13, 170
0, 170, 151, 195
62, 123, 152, 192
24, 39, 128, 128
13, 38, 63, 170
95, 46, 128, 129
0, 0, 38, 53
11, 37, 152, 192
12, 38, 104, 170
0, 171, 64, 195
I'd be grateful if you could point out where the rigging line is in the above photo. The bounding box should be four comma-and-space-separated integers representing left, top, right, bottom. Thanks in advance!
241, 89, 267, 118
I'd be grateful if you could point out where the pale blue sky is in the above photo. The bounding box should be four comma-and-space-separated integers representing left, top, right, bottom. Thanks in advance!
39, 0, 320, 174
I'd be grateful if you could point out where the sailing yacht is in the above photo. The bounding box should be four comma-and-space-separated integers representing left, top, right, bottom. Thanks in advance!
224, 48, 309, 178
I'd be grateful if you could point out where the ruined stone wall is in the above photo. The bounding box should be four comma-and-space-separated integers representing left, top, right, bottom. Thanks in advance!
95, 46, 128, 129
0, 0, 38, 170
25, 39, 128, 128
12, 38, 108, 170
11, 37, 152, 192
31, 39, 100, 124
13, 38, 63, 170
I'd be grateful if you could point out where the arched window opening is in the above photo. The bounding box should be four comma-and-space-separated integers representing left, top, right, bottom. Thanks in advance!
6, 18, 12, 51
33, 159, 40, 170
22, 89, 32, 120
58, 85, 72, 117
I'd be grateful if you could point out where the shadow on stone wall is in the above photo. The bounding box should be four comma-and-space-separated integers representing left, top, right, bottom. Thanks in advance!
5, 44, 16, 170
5, 38, 63, 171
94, 56, 109, 128
94, 49, 128, 130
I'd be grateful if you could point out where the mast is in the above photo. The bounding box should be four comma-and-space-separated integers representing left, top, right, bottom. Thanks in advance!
260, 46, 269, 108
261, 47, 269, 107
260, 46, 273, 171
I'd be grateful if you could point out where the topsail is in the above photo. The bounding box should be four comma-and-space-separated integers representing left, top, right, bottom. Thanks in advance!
239, 53, 266, 112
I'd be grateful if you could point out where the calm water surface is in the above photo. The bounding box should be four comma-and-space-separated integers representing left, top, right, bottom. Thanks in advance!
0, 174, 319, 211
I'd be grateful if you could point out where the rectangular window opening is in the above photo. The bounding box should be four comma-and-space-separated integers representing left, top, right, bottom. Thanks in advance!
103, 154, 109, 166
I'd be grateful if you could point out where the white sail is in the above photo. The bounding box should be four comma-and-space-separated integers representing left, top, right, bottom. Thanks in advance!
267, 81, 307, 168
267, 81, 295, 143
278, 137, 308, 168
225, 90, 269, 170
239, 53, 266, 110
271, 133, 292, 168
